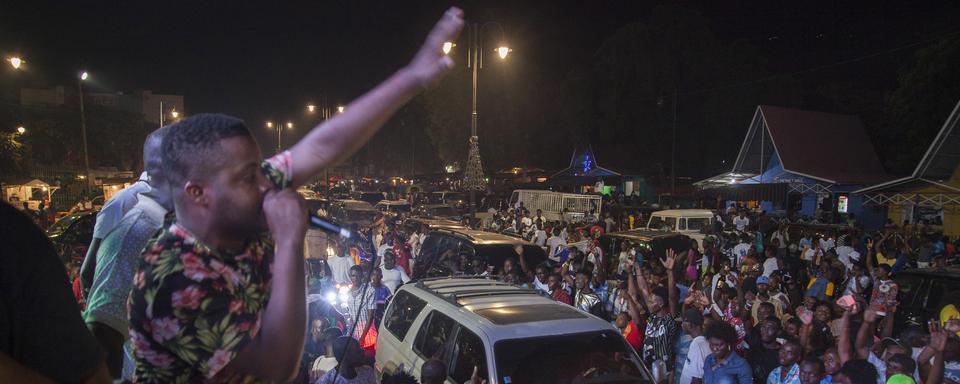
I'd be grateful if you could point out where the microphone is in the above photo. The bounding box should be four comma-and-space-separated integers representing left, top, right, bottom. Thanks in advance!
308, 213, 353, 239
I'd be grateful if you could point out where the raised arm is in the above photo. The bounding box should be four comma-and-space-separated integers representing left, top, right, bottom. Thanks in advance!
288, 8, 464, 188
663, 249, 679, 317
625, 265, 644, 324
925, 320, 948, 384
798, 307, 814, 354
514, 245, 534, 281
224, 189, 307, 381
855, 304, 879, 359
837, 305, 858, 364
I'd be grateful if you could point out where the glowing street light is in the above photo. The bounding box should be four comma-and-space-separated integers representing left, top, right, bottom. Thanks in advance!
337, 105, 345, 113
442, 42, 455, 55
80, 71, 89, 81
171, 109, 179, 119
496, 46, 511, 59
8, 56, 23, 69
266, 121, 274, 128
16, 126, 25, 134
286, 122, 294, 129
307, 104, 316, 113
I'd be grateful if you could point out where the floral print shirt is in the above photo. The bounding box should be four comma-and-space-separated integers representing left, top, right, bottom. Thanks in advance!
127, 151, 292, 383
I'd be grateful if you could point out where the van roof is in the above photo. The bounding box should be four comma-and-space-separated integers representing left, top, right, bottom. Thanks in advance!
408, 278, 616, 341
650, 209, 714, 218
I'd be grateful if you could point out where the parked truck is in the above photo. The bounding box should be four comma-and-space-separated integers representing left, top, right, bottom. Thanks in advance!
509, 189, 603, 224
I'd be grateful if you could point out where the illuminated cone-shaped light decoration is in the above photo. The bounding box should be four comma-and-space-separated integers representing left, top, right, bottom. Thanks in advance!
464, 136, 486, 191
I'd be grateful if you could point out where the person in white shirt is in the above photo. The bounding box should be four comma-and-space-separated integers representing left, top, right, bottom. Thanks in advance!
762, 248, 780, 277
379, 251, 410, 294
546, 228, 567, 261
803, 241, 823, 265
531, 220, 547, 247
734, 212, 750, 232
532, 209, 547, 226
770, 227, 788, 249
732, 236, 752, 266
819, 236, 836, 252
678, 309, 710, 384
407, 225, 422, 258
327, 244, 357, 285
520, 212, 533, 232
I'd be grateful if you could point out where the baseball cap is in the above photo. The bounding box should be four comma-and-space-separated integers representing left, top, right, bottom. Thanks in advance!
757, 276, 770, 285
683, 308, 704, 326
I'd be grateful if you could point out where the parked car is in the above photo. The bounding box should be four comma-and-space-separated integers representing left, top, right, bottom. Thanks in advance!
414, 204, 462, 221
46, 210, 98, 264
645, 209, 714, 250
328, 199, 378, 227
402, 217, 468, 233
375, 200, 412, 216
352, 190, 387, 205
599, 229, 692, 277
412, 228, 549, 279
892, 267, 960, 334
428, 190, 469, 212
376, 277, 653, 383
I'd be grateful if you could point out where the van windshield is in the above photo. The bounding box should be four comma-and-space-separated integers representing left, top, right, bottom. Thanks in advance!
494, 330, 650, 384
647, 216, 676, 231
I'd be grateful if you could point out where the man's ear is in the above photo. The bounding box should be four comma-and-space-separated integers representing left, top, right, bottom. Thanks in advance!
184, 180, 207, 206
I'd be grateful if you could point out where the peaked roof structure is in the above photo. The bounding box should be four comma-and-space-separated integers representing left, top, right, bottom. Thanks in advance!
854, 99, 960, 194
730, 105, 889, 185
551, 146, 621, 178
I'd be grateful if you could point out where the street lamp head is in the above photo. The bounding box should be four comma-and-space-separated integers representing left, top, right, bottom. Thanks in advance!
337, 105, 345, 113
442, 42, 456, 55
307, 104, 316, 113
496, 46, 511, 60
266, 121, 274, 128
171, 109, 179, 119
16, 126, 25, 134
286, 122, 294, 129
8, 56, 23, 70
80, 71, 89, 81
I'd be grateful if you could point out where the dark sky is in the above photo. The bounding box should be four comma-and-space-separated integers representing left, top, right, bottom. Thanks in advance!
2, 0, 958, 162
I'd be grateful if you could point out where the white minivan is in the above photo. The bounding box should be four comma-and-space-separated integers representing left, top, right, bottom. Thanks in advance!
646, 209, 715, 250
375, 277, 652, 384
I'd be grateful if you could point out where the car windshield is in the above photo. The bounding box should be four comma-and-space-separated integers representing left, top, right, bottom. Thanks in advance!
429, 206, 459, 217
647, 216, 676, 231
685, 218, 711, 231
494, 330, 649, 384
47, 214, 80, 235
346, 209, 376, 222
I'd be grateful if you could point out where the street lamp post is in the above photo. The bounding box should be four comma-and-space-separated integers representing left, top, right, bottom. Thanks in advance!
78, 71, 92, 192
449, 22, 510, 222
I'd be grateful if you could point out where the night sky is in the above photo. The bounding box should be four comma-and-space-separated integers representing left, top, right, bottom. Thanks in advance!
2, 0, 958, 171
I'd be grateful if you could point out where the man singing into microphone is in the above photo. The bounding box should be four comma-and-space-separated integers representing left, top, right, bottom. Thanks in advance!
126, 8, 464, 382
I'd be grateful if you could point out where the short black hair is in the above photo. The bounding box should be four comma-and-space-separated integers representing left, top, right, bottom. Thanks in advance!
349, 265, 364, 274
161, 113, 252, 186
887, 353, 917, 375
877, 264, 892, 274
704, 320, 738, 344
802, 357, 824, 374
838, 359, 878, 384
762, 315, 782, 328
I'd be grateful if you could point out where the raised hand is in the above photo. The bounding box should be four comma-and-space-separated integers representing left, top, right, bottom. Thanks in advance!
513, 244, 524, 256
406, 7, 465, 89
263, 188, 307, 249
929, 320, 948, 353
796, 307, 814, 325
663, 249, 676, 270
